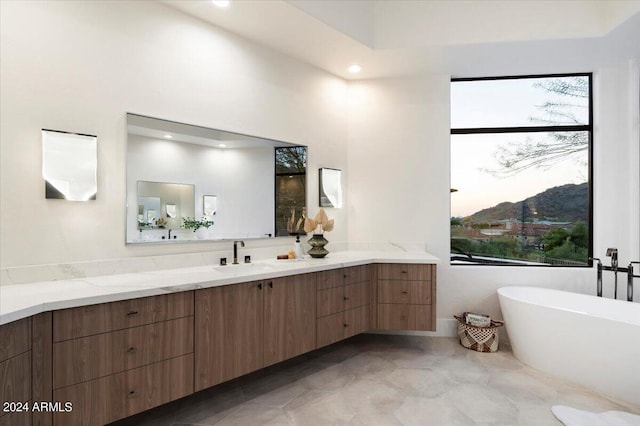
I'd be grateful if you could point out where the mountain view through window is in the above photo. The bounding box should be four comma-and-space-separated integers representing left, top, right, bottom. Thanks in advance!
450, 74, 592, 266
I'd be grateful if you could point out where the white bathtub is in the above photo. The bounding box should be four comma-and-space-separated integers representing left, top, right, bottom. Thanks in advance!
498, 286, 640, 407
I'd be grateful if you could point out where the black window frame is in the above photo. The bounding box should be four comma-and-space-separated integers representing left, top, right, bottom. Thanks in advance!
450, 73, 593, 267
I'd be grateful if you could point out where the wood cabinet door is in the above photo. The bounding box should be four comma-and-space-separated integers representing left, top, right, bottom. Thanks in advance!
195, 282, 263, 391
263, 274, 316, 366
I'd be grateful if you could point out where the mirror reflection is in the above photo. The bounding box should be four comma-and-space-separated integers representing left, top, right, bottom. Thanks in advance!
126, 114, 307, 243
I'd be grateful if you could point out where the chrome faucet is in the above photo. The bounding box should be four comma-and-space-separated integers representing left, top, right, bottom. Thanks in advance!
232, 240, 245, 264
629, 261, 639, 302
606, 248, 619, 299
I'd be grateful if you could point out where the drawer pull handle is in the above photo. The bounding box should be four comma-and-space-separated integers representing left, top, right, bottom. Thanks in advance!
401, 291, 408, 295
343, 296, 350, 301
128, 390, 135, 396
258, 283, 263, 290
127, 347, 136, 354
401, 315, 407, 320
401, 270, 408, 274
343, 323, 349, 328
268, 281, 273, 288
126, 310, 138, 316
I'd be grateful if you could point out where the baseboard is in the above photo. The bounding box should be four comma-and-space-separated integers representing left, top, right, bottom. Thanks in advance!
366, 318, 458, 337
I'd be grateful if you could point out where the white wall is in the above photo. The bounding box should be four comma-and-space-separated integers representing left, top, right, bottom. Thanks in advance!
0, 0, 348, 267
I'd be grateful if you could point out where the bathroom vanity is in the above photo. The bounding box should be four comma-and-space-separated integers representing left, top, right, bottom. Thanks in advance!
0, 253, 437, 425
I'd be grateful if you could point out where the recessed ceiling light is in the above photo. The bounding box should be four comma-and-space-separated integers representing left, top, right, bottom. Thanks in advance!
348, 64, 362, 74
219, 143, 227, 148
212, 0, 230, 8
164, 134, 173, 139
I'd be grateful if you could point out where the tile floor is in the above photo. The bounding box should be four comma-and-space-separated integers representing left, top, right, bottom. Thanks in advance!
111, 334, 639, 426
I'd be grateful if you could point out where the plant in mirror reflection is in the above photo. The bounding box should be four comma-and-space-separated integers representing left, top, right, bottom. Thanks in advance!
182, 217, 214, 232
304, 208, 334, 235
287, 207, 306, 234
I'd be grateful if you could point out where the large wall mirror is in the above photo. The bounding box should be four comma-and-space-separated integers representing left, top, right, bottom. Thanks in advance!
126, 113, 307, 244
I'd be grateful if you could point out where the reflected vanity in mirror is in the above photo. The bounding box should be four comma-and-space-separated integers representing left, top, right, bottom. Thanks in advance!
319, 168, 342, 208
42, 129, 97, 201
126, 113, 307, 243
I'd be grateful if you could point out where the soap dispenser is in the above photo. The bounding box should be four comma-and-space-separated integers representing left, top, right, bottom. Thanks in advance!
293, 235, 305, 259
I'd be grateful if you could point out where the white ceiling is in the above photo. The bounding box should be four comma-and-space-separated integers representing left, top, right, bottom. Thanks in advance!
162, 0, 640, 79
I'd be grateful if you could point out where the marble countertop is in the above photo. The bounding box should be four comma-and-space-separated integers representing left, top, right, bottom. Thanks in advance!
0, 251, 439, 325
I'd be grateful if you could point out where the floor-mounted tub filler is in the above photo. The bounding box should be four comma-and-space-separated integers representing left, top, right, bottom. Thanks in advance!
498, 286, 640, 408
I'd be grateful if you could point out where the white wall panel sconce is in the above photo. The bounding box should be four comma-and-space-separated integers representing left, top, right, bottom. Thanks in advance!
42, 129, 97, 201
319, 167, 342, 208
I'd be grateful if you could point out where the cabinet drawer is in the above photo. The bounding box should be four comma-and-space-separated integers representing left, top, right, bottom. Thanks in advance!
53, 291, 194, 341
317, 305, 370, 348
53, 317, 194, 389
317, 281, 370, 317
316, 286, 344, 317
343, 265, 370, 285
0, 317, 31, 363
343, 305, 369, 339
53, 354, 193, 426
377, 304, 433, 331
0, 351, 31, 413
0, 409, 31, 426
316, 311, 344, 348
317, 266, 371, 291
344, 281, 370, 311
377, 264, 431, 281
317, 269, 345, 291
377, 280, 432, 304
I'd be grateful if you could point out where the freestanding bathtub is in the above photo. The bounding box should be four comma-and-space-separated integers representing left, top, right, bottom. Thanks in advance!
498, 286, 640, 407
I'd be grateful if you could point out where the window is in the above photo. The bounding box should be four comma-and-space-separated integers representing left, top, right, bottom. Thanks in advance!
450, 74, 592, 266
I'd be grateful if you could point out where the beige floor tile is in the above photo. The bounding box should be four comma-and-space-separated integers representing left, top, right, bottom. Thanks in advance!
394, 396, 475, 426
110, 335, 638, 426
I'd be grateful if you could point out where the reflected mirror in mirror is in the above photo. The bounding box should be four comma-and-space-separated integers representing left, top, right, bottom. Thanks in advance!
319, 168, 342, 208
136, 181, 194, 230
42, 129, 97, 201
138, 196, 160, 227
126, 113, 307, 244
203, 195, 217, 220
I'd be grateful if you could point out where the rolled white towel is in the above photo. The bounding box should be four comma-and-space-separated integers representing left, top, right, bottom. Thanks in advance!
552, 405, 640, 426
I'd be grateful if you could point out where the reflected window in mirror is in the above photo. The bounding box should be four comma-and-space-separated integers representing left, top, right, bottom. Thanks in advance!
319, 168, 342, 208
275, 146, 307, 236
42, 129, 97, 201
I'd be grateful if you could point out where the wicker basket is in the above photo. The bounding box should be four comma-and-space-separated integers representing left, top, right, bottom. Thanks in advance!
454, 314, 504, 353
